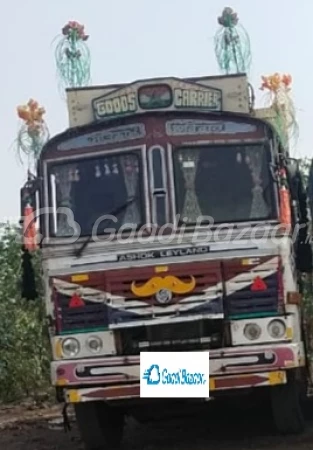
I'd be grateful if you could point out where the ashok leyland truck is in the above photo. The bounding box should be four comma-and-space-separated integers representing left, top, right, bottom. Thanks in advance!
21, 73, 313, 448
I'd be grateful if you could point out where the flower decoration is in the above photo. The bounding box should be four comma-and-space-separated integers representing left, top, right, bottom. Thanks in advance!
260, 73, 292, 93
62, 21, 89, 41
16, 99, 49, 170
217, 7, 239, 27
260, 73, 298, 152
54, 20, 91, 93
214, 7, 251, 75
17, 99, 46, 135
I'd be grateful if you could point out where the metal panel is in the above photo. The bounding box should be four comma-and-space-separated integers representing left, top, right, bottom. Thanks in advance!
66, 75, 250, 127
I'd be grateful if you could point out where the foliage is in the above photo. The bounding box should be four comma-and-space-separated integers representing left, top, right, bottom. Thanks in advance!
299, 156, 311, 188
0, 224, 51, 403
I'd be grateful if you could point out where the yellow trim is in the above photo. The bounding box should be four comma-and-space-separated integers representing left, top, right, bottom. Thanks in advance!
268, 371, 286, 385
209, 378, 216, 391
67, 390, 81, 403
241, 258, 259, 266
55, 339, 63, 359
155, 266, 168, 273
71, 274, 89, 282
286, 327, 293, 340
56, 378, 68, 386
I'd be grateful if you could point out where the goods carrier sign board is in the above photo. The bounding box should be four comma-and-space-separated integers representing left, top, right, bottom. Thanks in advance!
92, 78, 222, 120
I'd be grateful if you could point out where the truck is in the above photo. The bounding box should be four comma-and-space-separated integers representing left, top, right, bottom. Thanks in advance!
20, 72, 313, 448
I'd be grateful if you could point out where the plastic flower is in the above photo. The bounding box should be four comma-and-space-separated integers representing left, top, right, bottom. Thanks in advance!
218, 7, 239, 27
282, 74, 292, 88
62, 20, 89, 40
17, 99, 46, 130
260, 73, 281, 92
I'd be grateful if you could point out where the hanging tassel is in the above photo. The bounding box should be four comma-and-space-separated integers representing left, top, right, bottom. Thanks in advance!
23, 203, 38, 251
21, 246, 38, 300
279, 168, 292, 229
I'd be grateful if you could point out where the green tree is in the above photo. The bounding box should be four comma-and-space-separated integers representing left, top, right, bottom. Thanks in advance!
0, 224, 50, 403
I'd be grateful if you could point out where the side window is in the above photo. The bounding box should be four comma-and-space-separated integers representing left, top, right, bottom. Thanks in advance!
148, 146, 168, 226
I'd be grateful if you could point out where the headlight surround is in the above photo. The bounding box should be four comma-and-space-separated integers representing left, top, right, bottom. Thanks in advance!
267, 319, 286, 339
62, 337, 80, 357
86, 335, 103, 354
243, 323, 262, 341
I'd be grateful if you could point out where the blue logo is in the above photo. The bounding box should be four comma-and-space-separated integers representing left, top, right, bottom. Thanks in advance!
143, 364, 161, 385
142, 364, 206, 385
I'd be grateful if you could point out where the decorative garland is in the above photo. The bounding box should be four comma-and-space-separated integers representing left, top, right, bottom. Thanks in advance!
214, 7, 252, 75
16, 99, 49, 174
54, 20, 91, 93
260, 73, 298, 152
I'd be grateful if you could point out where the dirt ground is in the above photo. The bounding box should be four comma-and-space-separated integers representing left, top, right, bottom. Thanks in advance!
2, 400, 313, 450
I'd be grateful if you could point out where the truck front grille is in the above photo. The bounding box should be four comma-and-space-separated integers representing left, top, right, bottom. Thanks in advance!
115, 319, 223, 354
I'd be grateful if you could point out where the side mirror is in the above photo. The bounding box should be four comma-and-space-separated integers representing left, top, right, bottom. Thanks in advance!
20, 176, 41, 221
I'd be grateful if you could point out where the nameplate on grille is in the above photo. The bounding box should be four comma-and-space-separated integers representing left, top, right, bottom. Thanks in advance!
117, 246, 210, 262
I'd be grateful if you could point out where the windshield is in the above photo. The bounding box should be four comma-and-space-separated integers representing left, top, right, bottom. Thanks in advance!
48, 151, 143, 237
172, 144, 275, 224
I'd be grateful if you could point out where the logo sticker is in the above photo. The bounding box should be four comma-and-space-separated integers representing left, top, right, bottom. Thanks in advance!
140, 351, 210, 398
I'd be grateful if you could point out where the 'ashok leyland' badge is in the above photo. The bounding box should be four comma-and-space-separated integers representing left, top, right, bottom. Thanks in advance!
155, 289, 172, 304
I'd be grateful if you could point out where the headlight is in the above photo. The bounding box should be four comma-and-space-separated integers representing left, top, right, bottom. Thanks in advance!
267, 319, 286, 339
243, 323, 262, 340
86, 336, 103, 354
62, 338, 80, 357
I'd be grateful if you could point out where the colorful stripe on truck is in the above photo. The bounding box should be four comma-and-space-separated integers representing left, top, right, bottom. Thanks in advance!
52, 256, 281, 332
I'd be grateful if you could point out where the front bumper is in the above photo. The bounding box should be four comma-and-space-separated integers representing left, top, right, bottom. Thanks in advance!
52, 342, 305, 403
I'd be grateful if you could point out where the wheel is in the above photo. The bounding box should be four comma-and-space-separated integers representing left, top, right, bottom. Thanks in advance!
270, 369, 306, 434
74, 401, 125, 449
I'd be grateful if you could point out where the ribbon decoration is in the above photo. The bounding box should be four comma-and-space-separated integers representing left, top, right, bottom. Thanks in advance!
17, 99, 49, 174
214, 7, 252, 75
54, 20, 91, 93
278, 168, 292, 230
17, 99, 47, 251
260, 73, 298, 152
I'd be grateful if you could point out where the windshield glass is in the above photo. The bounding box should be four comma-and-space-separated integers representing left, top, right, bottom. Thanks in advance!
48, 151, 143, 237
172, 144, 275, 224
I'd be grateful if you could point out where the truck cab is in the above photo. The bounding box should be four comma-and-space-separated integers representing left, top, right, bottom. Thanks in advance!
20, 73, 313, 448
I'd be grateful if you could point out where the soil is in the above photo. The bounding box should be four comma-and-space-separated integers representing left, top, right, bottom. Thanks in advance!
2, 399, 313, 450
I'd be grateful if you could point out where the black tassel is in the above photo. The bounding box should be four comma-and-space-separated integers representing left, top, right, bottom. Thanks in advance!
21, 246, 38, 300
62, 403, 71, 432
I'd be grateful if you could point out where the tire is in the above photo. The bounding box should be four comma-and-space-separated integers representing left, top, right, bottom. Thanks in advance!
74, 401, 125, 449
270, 370, 306, 434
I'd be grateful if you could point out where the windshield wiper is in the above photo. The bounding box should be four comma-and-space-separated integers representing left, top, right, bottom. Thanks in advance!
74, 196, 137, 258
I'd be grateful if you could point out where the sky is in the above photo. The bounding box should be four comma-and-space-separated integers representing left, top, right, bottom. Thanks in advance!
1, 0, 311, 221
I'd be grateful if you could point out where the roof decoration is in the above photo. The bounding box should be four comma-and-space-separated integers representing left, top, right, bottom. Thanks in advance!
214, 7, 252, 75
54, 20, 91, 95
260, 73, 298, 152
16, 99, 49, 174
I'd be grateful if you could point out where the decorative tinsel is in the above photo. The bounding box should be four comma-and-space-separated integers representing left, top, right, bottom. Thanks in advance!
54, 20, 91, 92
16, 99, 49, 173
214, 7, 252, 75
260, 73, 299, 152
